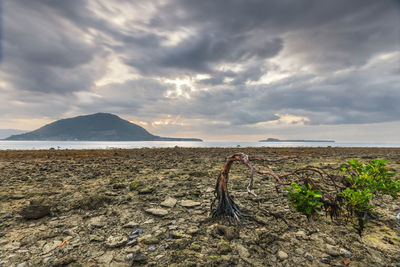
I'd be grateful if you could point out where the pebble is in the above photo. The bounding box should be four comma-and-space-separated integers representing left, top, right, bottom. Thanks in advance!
325, 244, 340, 257
42, 257, 53, 264
143, 219, 155, 224
129, 228, 143, 240
20, 202, 50, 220
235, 244, 250, 258
340, 248, 352, 257
89, 216, 106, 228
2, 214, 12, 219
16, 262, 28, 267
180, 200, 201, 208
105, 235, 128, 248
295, 230, 308, 240
295, 248, 305, 255
304, 252, 313, 261
396, 213, 400, 220
148, 245, 157, 252
123, 221, 139, 228
125, 254, 133, 261
277, 250, 288, 260
126, 240, 137, 246
132, 251, 147, 264
145, 208, 168, 216
160, 197, 177, 208
42, 240, 60, 254
89, 235, 104, 242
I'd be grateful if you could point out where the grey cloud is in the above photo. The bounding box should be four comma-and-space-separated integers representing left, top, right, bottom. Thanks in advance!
1, 0, 399, 136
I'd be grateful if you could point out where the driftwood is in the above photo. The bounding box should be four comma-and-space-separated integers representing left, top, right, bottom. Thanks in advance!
210, 153, 341, 223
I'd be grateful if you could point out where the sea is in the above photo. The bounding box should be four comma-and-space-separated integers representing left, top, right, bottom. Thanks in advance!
0, 141, 400, 150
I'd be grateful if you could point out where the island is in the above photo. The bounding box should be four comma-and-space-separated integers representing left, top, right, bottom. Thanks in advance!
259, 138, 334, 143
5, 113, 202, 142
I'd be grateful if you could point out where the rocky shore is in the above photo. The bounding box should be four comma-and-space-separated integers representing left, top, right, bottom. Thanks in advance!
0, 147, 399, 266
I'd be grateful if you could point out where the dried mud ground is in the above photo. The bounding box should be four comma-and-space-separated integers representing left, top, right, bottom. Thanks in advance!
0, 147, 399, 267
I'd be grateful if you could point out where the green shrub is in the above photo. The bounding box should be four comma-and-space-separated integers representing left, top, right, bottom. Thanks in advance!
285, 158, 400, 235
285, 182, 323, 219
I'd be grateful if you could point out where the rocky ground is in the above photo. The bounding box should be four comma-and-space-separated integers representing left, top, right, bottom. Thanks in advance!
0, 147, 399, 266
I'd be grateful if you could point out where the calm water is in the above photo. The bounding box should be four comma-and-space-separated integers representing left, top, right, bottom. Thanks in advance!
0, 141, 399, 150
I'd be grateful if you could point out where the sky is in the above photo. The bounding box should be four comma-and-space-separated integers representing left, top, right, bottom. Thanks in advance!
0, 0, 400, 142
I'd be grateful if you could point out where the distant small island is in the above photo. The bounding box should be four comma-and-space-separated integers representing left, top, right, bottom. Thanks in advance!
259, 138, 335, 143
5, 113, 202, 142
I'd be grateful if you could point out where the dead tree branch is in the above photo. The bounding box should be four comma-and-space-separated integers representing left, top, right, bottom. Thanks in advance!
210, 153, 339, 222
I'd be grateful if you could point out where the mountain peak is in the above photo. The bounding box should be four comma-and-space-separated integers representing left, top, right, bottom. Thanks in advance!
5, 113, 202, 141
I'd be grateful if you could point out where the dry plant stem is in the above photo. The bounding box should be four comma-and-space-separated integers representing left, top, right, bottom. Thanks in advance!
211, 153, 296, 222
211, 153, 341, 223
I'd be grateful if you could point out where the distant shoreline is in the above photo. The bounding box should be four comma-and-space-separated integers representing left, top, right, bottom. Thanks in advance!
259, 138, 335, 143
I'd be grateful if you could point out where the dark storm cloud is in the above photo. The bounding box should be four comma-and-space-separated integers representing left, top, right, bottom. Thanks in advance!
1, 0, 399, 132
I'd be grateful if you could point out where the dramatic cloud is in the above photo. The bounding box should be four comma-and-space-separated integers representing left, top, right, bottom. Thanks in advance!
1, 0, 399, 141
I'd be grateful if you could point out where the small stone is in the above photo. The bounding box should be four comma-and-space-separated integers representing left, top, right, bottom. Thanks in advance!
16, 262, 28, 267
340, 248, 352, 257
148, 245, 156, 252
20, 202, 50, 219
137, 234, 159, 245
324, 236, 336, 245
89, 216, 106, 228
271, 256, 277, 262
180, 200, 201, 208
325, 244, 340, 257
105, 235, 128, 248
295, 248, 305, 255
216, 225, 239, 241
132, 251, 147, 264
170, 230, 191, 239
187, 226, 199, 234
145, 208, 168, 216
320, 254, 331, 264
304, 252, 313, 261
89, 235, 105, 242
2, 213, 12, 219
277, 250, 288, 260
126, 240, 137, 246
143, 219, 155, 224
139, 186, 154, 194
235, 244, 250, 258
125, 253, 133, 261
123, 221, 139, 228
295, 230, 307, 240
161, 197, 177, 208
97, 251, 114, 264
42, 240, 60, 254
43, 257, 53, 264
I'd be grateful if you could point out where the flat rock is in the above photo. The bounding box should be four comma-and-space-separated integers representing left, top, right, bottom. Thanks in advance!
277, 250, 288, 260
160, 197, 177, 208
325, 244, 340, 257
106, 235, 128, 248
145, 208, 168, 216
42, 240, 60, 254
97, 251, 114, 264
123, 220, 139, 228
180, 200, 201, 208
235, 243, 250, 258
20, 203, 50, 220
89, 216, 106, 228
